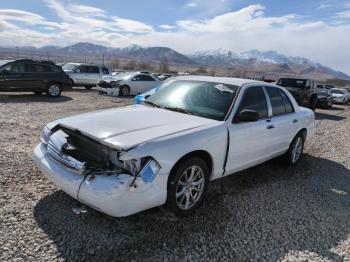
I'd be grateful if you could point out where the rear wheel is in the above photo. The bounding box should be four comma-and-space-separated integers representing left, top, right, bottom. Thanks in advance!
119, 85, 130, 96
166, 157, 209, 217
46, 82, 62, 98
283, 132, 305, 166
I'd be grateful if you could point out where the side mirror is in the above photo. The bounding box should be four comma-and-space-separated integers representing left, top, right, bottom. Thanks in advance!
75, 68, 80, 73
236, 109, 259, 122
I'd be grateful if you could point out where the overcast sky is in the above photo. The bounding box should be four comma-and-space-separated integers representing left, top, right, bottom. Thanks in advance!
1, 0, 350, 73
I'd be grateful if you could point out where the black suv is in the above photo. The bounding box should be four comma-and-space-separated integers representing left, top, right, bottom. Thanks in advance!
277, 78, 318, 110
0, 59, 72, 97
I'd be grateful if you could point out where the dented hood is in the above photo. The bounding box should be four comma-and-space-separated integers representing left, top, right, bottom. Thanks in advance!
54, 104, 217, 149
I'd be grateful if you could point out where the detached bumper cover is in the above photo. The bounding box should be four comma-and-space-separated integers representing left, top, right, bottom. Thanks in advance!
33, 143, 167, 217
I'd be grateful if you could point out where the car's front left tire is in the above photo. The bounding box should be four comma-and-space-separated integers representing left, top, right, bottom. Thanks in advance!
46, 82, 62, 98
166, 157, 209, 217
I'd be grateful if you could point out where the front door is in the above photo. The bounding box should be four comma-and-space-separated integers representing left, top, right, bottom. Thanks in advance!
225, 85, 273, 174
0, 62, 28, 90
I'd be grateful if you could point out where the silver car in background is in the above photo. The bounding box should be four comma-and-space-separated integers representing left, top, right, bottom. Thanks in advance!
62, 63, 111, 89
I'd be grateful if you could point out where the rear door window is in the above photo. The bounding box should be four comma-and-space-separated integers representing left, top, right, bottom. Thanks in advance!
265, 86, 286, 116
238, 86, 268, 119
86, 66, 100, 74
26, 63, 54, 73
280, 90, 294, 113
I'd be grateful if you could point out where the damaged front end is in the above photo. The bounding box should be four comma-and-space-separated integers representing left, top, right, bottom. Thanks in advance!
34, 125, 164, 217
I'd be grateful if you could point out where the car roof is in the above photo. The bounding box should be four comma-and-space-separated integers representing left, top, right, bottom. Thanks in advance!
172, 75, 262, 87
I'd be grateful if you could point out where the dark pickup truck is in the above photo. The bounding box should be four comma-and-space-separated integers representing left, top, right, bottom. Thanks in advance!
277, 78, 318, 111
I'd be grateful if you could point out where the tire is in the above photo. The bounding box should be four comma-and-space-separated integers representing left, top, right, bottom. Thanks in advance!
33, 91, 42, 95
166, 157, 209, 217
328, 99, 333, 108
85, 86, 93, 90
309, 97, 317, 111
46, 82, 62, 98
119, 85, 130, 96
69, 78, 74, 87
283, 132, 305, 166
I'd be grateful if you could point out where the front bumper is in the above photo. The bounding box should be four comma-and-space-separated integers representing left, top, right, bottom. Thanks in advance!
33, 143, 166, 217
333, 96, 345, 103
97, 85, 120, 96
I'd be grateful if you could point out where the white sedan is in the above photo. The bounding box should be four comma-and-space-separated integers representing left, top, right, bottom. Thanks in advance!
97, 72, 161, 96
33, 76, 315, 217
330, 88, 350, 104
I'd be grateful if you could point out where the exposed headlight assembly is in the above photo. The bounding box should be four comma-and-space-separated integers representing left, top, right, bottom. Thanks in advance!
41, 126, 52, 144
111, 80, 122, 88
124, 157, 161, 186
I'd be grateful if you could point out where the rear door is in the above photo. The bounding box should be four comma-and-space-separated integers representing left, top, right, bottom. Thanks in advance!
85, 66, 101, 86
264, 86, 298, 154
225, 85, 273, 174
25, 63, 55, 91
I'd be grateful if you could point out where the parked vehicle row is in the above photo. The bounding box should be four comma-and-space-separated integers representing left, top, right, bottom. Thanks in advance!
33, 76, 315, 217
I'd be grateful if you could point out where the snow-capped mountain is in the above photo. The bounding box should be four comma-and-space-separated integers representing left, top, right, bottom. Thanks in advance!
0, 42, 349, 80
190, 49, 350, 80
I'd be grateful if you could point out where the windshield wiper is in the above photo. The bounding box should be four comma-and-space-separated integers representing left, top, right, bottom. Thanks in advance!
162, 106, 197, 116
143, 101, 162, 108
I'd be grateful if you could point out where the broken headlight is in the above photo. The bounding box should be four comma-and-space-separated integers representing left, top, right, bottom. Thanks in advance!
41, 126, 52, 144
124, 158, 161, 183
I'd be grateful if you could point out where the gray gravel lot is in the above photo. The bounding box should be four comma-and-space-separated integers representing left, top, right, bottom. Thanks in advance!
0, 89, 350, 261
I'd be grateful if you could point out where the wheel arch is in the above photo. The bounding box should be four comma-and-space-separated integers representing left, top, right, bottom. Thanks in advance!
167, 150, 214, 186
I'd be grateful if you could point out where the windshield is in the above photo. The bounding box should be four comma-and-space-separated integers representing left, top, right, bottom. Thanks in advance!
278, 79, 306, 88
0, 60, 13, 67
62, 63, 77, 71
317, 89, 328, 95
145, 80, 238, 121
331, 89, 344, 94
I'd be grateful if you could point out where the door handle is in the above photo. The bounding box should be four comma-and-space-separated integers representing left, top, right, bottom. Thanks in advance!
293, 119, 298, 123
267, 125, 275, 129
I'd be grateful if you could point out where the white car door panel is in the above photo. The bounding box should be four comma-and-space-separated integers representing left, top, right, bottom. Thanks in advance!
264, 86, 299, 155
225, 85, 275, 175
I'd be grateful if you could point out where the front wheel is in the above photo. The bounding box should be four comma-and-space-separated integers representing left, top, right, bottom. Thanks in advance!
46, 83, 62, 98
166, 157, 209, 217
119, 85, 130, 96
284, 132, 305, 166
309, 97, 317, 111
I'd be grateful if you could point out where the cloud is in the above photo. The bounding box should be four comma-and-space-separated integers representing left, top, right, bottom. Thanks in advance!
0, 2, 350, 73
159, 24, 176, 30
187, 3, 197, 8
176, 5, 294, 33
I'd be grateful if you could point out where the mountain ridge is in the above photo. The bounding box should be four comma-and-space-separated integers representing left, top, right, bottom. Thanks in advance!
0, 42, 348, 80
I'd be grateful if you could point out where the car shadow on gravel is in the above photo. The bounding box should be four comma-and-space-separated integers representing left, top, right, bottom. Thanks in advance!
315, 111, 346, 121
34, 154, 350, 261
0, 94, 73, 103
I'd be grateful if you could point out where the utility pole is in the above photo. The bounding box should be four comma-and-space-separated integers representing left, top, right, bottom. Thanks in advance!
47, 51, 49, 60
102, 54, 105, 65
84, 53, 87, 63
16, 47, 19, 59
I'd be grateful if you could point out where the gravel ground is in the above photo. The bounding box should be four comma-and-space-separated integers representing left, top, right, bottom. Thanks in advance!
0, 89, 350, 261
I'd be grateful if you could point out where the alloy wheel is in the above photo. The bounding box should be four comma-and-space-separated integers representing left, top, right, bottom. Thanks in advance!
291, 137, 303, 163
176, 165, 205, 210
48, 84, 61, 97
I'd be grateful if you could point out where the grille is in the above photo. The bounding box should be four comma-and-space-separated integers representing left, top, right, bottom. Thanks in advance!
47, 134, 86, 174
